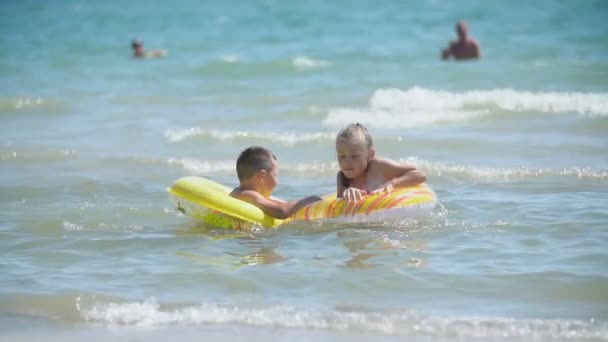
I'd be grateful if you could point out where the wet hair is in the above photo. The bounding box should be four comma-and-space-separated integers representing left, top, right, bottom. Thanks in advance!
236, 146, 277, 182
132, 39, 143, 48
336, 123, 373, 149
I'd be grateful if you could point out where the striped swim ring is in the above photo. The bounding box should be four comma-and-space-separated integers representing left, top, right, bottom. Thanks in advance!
168, 176, 436, 229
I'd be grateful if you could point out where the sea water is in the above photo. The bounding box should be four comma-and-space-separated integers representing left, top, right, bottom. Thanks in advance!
1, 0, 607, 340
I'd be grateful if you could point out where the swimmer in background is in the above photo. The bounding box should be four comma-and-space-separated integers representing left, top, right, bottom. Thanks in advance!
230, 146, 322, 219
441, 20, 481, 60
131, 39, 167, 59
335, 123, 427, 203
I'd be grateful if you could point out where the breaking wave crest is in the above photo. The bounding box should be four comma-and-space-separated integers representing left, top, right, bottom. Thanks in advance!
83, 298, 608, 339
165, 128, 334, 145
323, 87, 608, 128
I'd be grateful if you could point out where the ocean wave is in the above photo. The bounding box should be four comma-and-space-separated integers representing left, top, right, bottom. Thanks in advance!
167, 158, 338, 176
0, 148, 78, 162
83, 298, 607, 339
417, 160, 608, 183
168, 158, 235, 174
219, 54, 240, 63
165, 127, 334, 145
323, 87, 608, 128
167, 157, 608, 181
195, 56, 330, 77
292, 56, 330, 70
0, 96, 61, 113
63, 221, 144, 232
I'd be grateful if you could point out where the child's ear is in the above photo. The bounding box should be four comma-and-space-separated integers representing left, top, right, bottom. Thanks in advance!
257, 169, 267, 181
368, 148, 376, 159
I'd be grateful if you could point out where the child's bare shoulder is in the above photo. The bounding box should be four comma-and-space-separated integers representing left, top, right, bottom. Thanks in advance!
231, 188, 259, 200
370, 156, 401, 167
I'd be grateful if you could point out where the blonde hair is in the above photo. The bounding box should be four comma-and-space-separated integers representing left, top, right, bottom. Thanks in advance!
336, 123, 373, 149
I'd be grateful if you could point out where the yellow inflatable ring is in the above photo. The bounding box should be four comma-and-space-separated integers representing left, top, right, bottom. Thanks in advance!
168, 176, 437, 229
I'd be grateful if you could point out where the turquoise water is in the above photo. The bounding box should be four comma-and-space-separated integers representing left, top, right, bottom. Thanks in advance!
1, 0, 608, 340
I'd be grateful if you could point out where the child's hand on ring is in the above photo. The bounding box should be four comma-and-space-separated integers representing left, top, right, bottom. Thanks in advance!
343, 187, 368, 202
369, 182, 394, 195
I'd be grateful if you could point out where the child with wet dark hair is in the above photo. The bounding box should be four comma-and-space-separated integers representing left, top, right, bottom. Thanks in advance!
230, 146, 321, 219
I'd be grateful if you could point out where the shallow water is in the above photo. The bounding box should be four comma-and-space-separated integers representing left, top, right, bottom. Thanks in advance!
1, 0, 608, 340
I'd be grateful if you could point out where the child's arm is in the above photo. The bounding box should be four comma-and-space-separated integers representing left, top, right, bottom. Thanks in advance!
370, 158, 427, 194
236, 190, 322, 219
268, 196, 286, 203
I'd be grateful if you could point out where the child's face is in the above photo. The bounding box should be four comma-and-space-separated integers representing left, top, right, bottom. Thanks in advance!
260, 159, 279, 193
336, 139, 373, 180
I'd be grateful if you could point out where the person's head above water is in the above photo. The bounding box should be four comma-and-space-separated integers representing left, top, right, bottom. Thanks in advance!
236, 146, 277, 183
230, 146, 321, 219
456, 20, 469, 41
335, 123, 376, 181
132, 39, 143, 48
442, 19, 480, 60
131, 38, 145, 57
334, 122, 427, 202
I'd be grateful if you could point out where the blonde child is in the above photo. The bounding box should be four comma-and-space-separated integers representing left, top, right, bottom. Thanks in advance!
336, 123, 426, 202
230, 146, 321, 219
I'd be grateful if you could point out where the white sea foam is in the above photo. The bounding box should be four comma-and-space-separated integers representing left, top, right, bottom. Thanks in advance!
83, 298, 608, 339
167, 158, 338, 176
293, 56, 330, 69
414, 159, 608, 182
219, 54, 239, 63
167, 158, 235, 174
167, 157, 607, 181
15, 96, 44, 109
63, 221, 84, 231
0, 96, 62, 113
0, 149, 78, 162
165, 127, 334, 145
323, 87, 608, 128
